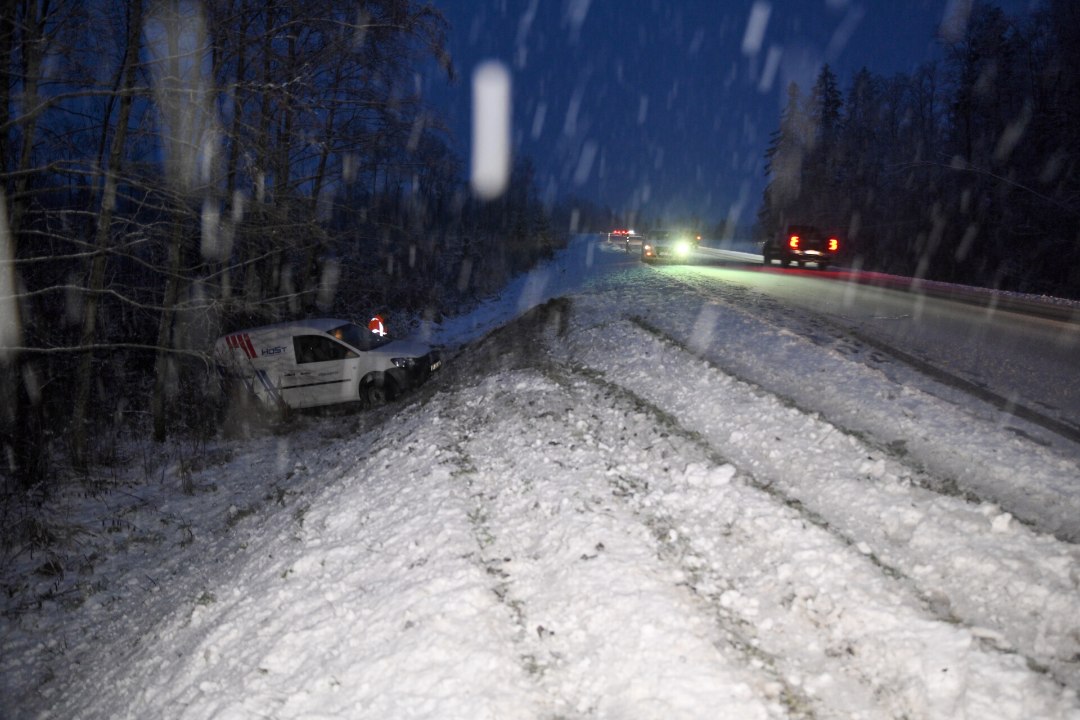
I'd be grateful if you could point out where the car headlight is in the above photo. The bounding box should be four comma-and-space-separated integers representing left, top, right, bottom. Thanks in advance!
392, 357, 417, 369
674, 240, 692, 256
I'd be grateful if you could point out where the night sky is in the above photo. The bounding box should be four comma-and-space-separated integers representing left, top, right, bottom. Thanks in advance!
421, 0, 1039, 228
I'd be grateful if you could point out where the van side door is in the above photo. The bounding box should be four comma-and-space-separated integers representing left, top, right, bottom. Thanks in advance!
286, 334, 359, 407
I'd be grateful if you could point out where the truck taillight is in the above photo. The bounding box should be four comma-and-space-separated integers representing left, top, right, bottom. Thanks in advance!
789, 235, 800, 249
828, 237, 839, 252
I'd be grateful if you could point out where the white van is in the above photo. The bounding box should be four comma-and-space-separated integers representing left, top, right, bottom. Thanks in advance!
214, 318, 442, 410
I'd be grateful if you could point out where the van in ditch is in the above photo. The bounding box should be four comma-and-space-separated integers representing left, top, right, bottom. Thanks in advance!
214, 318, 442, 411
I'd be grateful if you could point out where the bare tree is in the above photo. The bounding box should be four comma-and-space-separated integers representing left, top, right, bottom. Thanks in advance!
144, 0, 221, 441
71, 0, 144, 466
2, 0, 64, 488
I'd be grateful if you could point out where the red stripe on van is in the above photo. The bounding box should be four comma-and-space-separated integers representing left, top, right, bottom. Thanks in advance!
242, 335, 257, 359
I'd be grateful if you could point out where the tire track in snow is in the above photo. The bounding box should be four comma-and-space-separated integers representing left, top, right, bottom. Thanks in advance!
684, 273, 1080, 447
548, 356, 1078, 717
561, 303, 1080, 700
659, 271, 1080, 541
442, 370, 786, 719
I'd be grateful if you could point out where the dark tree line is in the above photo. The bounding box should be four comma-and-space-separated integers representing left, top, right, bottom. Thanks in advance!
757, 0, 1080, 299
0, 0, 563, 491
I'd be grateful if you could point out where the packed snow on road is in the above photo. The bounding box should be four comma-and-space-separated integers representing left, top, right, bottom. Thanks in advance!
3, 237, 1080, 719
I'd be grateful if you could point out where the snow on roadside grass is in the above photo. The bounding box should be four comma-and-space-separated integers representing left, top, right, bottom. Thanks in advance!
47, 401, 545, 720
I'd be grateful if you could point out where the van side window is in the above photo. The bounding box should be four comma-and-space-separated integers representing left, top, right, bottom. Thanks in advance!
293, 335, 357, 364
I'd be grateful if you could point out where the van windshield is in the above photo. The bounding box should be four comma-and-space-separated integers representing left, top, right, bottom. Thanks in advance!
328, 323, 392, 352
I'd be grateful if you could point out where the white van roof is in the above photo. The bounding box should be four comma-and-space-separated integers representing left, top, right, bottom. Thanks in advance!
228, 318, 352, 337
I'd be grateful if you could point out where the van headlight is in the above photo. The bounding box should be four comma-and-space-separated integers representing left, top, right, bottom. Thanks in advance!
392, 357, 417, 369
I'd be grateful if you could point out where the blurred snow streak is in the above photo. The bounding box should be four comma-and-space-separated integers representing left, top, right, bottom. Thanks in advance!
939, 0, 974, 43
471, 61, 512, 200
144, 0, 227, 259
531, 102, 547, 139
317, 260, 341, 312
759, 46, 783, 92
0, 193, 20, 361
565, 0, 591, 36
574, 141, 598, 186
826, 5, 864, 60
689, 303, 719, 354
742, 1, 772, 56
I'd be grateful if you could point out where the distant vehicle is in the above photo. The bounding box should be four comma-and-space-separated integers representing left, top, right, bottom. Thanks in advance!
608, 228, 643, 251
762, 224, 840, 269
214, 318, 442, 411
640, 229, 697, 263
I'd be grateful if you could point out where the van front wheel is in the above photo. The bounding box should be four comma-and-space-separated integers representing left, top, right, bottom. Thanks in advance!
363, 377, 396, 407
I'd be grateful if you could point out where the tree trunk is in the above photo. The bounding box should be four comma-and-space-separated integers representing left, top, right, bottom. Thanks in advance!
7, 0, 47, 489
72, 0, 143, 468
150, 0, 189, 443
0, 2, 13, 177
151, 216, 184, 442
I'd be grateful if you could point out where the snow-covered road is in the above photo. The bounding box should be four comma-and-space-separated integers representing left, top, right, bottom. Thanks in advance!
3, 236, 1080, 718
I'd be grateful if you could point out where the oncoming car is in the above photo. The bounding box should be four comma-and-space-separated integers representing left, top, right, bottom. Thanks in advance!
215, 318, 442, 411
640, 229, 697, 263
762, 224, 841, 269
